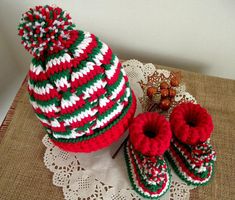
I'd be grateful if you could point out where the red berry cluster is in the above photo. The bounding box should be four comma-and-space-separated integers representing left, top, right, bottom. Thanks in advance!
147, 77, 180, 111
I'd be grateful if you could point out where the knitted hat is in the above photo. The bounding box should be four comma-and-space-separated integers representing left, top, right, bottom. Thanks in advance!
18, 5, 136, 152
166, 103, 216, 186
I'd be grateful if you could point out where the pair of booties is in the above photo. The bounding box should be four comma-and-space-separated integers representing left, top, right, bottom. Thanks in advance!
124, 102, 216, 199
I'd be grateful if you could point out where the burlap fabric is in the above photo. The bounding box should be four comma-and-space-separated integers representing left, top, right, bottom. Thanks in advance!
0, 62, 234, 200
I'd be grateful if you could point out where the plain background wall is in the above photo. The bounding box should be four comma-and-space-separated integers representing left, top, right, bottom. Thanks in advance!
0, 0, 235, 122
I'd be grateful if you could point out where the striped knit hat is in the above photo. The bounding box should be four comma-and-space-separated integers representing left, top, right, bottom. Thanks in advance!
18, 5, 136, 152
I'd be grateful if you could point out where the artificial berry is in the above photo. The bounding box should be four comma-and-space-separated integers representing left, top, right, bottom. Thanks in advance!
160, 82, 169, 89
161, 89, 169, 98
147, 86, 158, 98
160, 99, 171, 110
169, 88, 176, 97
170, 78, 179, 87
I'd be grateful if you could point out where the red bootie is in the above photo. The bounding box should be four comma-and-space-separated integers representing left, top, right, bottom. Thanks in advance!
166, 102, 216, 186
124, 112, 172, 199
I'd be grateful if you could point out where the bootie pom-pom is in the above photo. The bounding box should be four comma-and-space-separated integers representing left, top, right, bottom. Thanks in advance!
170, 102, 213, 145
18, 5, 77, 57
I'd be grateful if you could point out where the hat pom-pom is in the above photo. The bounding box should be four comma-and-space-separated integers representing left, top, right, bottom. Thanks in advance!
18, 5, 77, 57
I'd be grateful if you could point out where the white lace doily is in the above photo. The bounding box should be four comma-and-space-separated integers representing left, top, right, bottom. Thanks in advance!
43, 59, 197, 200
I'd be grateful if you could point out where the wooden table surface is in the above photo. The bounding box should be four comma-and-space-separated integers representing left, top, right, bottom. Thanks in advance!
0, 61, 234, 200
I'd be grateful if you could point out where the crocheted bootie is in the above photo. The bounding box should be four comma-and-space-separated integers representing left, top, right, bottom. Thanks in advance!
166, 102, 216, 186
124, 112, 172, 199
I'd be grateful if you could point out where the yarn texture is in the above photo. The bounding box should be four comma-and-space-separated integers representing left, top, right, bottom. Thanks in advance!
170, 102, 213, 145
124, 141, 171, 199
129, 112, 172, 156
18, 5, 136, 152
167, 102, 216, 186
18, 5, 77, 58
124, 112, 172, 199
